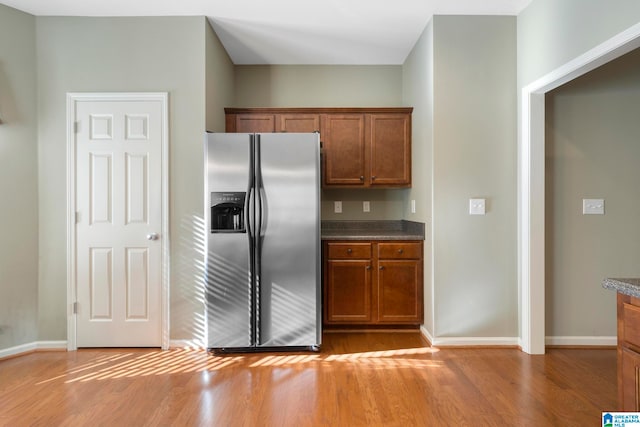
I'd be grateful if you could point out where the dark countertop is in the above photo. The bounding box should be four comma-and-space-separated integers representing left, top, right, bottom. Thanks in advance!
321, 220, 425, 241
603, 278, 640, 298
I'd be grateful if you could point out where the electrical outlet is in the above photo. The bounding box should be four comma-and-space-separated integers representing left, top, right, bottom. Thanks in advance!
583, 199, 604, 215
334, 201, 342, 213
363, 201, 370, 212
411, 199, 416, 214
469, 198, 486, 215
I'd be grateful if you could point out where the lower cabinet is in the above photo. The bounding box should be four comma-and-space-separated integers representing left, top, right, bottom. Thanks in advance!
621, 346, 640, 410
323, 240, 423, 326
618, 293, 640, 410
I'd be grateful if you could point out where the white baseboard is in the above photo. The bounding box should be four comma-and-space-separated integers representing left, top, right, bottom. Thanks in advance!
420, 325, 434, 345
430, 336, 521, 347
0, 340, 67, 359
545, 336, 617, 347
169, 339, 205, 349
420, 327, 520, 347
1, 340, 205, 358
419, 328, 617, 349
36, 340, 68, 350
0, 342, 36, 359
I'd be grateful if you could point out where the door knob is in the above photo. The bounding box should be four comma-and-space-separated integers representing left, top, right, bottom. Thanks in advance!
147, 233, 159, 241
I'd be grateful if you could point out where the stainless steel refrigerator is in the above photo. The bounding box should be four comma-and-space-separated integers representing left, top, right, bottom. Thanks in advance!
204, 132, 321, 353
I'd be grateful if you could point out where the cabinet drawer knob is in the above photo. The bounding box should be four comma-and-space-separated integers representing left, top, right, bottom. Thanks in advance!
346, 248, 352, 254
371, 176, 377, 180
379, 266, 385, 270
398, 249, 404, 254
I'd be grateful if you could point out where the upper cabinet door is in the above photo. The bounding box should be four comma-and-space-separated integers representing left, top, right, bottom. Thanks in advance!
235, 114, 275, 133
277, 114, 320, 133
321, 114, 366, 186
368, 114, 411, 187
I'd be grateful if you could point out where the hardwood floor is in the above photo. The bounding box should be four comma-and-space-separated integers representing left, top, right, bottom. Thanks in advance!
0, 333, 616, 426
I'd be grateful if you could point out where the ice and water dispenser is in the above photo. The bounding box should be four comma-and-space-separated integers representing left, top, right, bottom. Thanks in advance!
211, 192, 246, 233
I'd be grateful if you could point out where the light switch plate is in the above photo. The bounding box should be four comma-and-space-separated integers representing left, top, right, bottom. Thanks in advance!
469, 198, 486, 215
583, 199, 604, 215
334, 201, 342, 213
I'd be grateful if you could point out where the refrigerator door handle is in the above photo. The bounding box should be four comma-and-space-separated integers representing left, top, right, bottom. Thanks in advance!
246, 186, 254, 238
255, 134, 265, 239
247, 133, 256, 240
258, 186, 268, 237
247, 183, 258, 346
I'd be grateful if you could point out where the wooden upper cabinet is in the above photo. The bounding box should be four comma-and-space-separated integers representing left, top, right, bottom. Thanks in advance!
368, 114, 411, 187
224, 107, 412, 188
278, 114, 320, 133
323, 111, 411, 188
322, 114, 366, 186
234, 114, 275, 133
226, 111, 319, 133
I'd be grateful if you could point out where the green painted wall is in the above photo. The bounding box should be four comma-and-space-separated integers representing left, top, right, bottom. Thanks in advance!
0, 4, 39, 350
402, 20, 434, 334
431, 16, 517, 338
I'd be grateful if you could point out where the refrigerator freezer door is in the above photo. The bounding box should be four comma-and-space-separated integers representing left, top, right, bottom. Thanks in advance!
256, 133, 321, 347
205, 133, 253, 349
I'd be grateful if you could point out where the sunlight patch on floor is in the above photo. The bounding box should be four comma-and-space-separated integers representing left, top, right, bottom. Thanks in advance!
34, 345, 441, 384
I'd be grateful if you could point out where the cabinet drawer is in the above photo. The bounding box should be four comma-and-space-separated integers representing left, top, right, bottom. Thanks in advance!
378, 242, 422, 259
624, 302, 640, 349
327, 242, 372, 259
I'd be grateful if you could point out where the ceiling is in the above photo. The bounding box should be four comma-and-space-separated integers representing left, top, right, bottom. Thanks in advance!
2, 0, 533, 65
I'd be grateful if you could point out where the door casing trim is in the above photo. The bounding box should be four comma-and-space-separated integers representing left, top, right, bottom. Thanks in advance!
66, 92, 170, 351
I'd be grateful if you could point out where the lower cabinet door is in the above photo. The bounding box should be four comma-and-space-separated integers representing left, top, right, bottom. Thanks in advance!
377, 260, 423, 323
325, 260, 372, 323
622, 347, 640, 411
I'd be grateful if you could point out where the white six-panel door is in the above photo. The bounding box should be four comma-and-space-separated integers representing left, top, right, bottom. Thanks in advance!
68, 93, 168, 348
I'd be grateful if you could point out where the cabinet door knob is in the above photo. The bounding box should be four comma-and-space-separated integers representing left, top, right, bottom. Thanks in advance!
371, 176, 377, 180
398, 249, 404, 254
379, 266, 385, 270
359, 176, 364, 181
366, 265, 372, 271
347, 248, 352, 254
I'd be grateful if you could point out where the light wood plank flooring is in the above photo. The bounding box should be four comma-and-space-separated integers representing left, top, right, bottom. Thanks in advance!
0, 333, 616, 426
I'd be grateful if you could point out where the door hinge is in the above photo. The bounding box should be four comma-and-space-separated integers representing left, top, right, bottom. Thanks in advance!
72, 302, 78, 314
75, 211, 80, 224
74, 121, 80, 134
